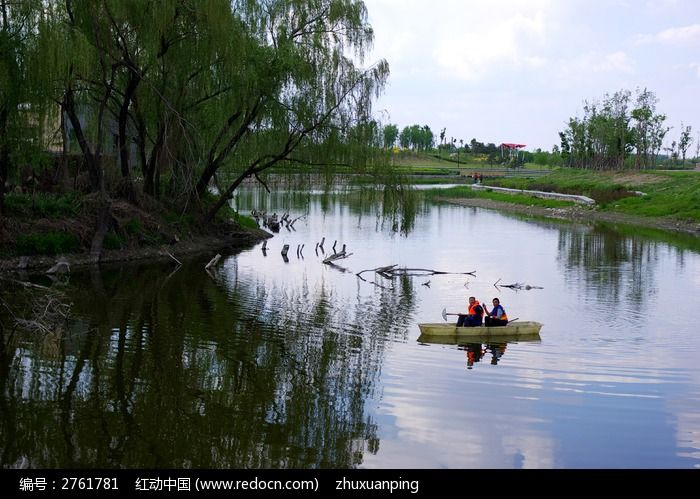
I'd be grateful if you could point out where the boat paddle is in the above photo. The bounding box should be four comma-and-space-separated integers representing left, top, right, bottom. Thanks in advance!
441, 307, 463, 322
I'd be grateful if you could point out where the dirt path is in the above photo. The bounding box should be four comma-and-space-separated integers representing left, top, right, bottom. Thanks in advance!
436, 196, 700, 237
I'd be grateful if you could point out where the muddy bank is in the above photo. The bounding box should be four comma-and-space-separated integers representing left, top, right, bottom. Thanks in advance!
0, 227, 271, 274
436, 196, 700, 237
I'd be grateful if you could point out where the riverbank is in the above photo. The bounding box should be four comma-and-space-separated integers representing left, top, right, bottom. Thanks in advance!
0, 192, 271, 274
0, 227, 271, 274
435, 195, 700, 236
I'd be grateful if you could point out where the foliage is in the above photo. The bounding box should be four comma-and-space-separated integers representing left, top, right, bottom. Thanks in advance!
421, 185, 575, 208
15, 232, 80, 255
124, 218, 142, 235
559, 88, 672, 170
398, 124, 434, 151
103, 232, 124, 250
233, 212, 260, 230
490, 168, 700, 222
4, 192, 81, 217
382, 123, 398, 149
14, 0, 388, 225
0, 0, 46, 215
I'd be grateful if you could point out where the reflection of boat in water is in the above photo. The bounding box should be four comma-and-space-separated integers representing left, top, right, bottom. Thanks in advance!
418, 321, 543, 341
418, 325, 542, 369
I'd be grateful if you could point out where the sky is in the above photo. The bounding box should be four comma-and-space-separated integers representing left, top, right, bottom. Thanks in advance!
362, 0, 700, 152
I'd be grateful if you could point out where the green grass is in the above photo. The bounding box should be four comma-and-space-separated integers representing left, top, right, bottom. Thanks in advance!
5, 192, 81, 218
103, 232, 124, 250
422, 185, 575, 208
233, 212, 259, 229
486, 168, 700, 222
15, 232, 81, 256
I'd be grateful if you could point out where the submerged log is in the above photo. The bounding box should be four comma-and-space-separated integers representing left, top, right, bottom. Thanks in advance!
357, 266, 476, 281
164, 250, 182, 266
205, 254, 221, 270
322, 250, 353, 264
494, 278, 543, 290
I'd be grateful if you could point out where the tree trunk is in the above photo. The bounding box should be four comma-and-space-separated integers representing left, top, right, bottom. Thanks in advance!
90, 198, 112, 263
143, 124, 165, 197
0, 108, 8, 216
118, 72, 140, 178
63, 87, 102, 192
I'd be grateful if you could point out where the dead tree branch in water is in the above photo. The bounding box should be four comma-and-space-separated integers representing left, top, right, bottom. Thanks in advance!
355, 265, 476, 289
357, 266, 476, 281
0, 278, 72, 336
322, 244, 352, 264
494, 278, 544, 291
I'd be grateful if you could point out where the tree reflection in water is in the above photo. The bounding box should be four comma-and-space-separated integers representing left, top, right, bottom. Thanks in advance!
0, 259, 418, 468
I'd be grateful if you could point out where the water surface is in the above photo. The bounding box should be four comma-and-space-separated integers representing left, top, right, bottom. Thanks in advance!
2, 188, 699, 469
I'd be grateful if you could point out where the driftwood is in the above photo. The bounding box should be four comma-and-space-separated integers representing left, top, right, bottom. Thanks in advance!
357, 265, 476, 281
46, 257, 70, 275
493, 278, 543, 290
322, 247, 353, 264
164, 250, 182, 266
288, 215, 305, 227
322, 252, 353, 264
0, 278, 71, 335
205, 254, 221, 270
316, 237, 325, 255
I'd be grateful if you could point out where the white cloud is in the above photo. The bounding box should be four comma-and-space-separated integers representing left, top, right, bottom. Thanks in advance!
559, 51, 634, 77
690, 62, 700, 79
434, 11, 549, 81
634, 23, 700, 45
363, 0, 699, 151
365, 0, 555, 82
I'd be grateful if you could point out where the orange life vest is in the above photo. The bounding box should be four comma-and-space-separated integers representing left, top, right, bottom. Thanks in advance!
468, 300, 484, 317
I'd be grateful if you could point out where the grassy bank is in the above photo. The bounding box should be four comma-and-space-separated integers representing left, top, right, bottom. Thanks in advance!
0, 191, 260, 260
421, 185, 576, 209
484, 169, 700, 222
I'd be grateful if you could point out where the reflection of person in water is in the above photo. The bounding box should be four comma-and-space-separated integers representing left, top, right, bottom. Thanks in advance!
462, 343, 485, 369
488, 343, 507, 365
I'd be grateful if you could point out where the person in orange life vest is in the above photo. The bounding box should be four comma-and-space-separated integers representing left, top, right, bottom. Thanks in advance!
463, 343, 485, 369
457, 296, 483, 327
484, 297, 508, 327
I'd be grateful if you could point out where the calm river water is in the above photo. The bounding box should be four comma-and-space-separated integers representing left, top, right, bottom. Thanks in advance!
2, 186, 700, 469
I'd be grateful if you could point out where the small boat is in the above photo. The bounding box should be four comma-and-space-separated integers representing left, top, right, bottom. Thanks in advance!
418, 321, 543, 339
418, 331, 541, 346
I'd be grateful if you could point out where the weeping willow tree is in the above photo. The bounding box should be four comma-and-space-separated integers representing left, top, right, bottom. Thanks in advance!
39, 0, 389, 204
24, 0, 387, 258
0, 0, 44, 215
184, 0, 390, 222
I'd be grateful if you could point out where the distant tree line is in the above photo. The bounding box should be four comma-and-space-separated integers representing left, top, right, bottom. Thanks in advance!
559, 88, 694, 170
382, 123, 504, 157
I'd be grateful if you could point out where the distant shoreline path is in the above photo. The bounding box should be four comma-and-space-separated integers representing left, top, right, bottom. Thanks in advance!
436, 196, 700, 237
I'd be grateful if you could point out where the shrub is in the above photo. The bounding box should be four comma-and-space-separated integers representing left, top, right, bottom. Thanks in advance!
4, 193, 80, 218
103, 232, 124, 250
16, 232, 80, 256
124, 218, 142, 234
